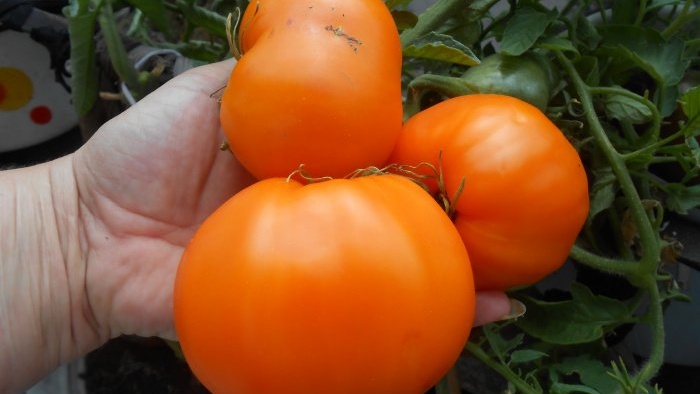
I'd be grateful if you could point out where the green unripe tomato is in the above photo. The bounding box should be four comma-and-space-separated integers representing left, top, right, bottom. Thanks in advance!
404, 51, 558, 119
459, 52, 557, 111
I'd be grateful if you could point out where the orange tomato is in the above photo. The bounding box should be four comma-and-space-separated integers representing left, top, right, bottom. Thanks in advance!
174, 175, 475, 394
390, 94, 590, 291
220, 0, 403, 180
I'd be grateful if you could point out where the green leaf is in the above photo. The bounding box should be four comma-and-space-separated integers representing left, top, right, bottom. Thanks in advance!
63, 1, 102, 116
588, 168, 617, 222
611, 0, 637, 24
176, 0, 227, 38
125, 0, 172, 37
603, 91, 654, 124
681, 86, 700, 135
500, 6, 557, 56
576, 56, 600, 87
655, 83, 681, 118
664, 184, 700, 214
482, 323, 524, 360
550, 382, 602, 394
536, 37, 579, 54
126, 9, 145, 37
598, 25, 688, 87
555, 355, 620, 394
509, 349, 548, 364
516, 283, 632, 345
574, 12, 602, 51
661, 280, 693, 303
403, 32, 480, 66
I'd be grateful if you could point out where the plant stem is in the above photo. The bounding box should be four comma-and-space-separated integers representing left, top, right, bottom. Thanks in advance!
569, 244, 638, 275
661, 0, 700, 40
634, 0, 649, 26
594, 0, 609, 25
622, 127, 689, 163
399, 0, 467, 48
555, 51, 660, 273
466, 342, 540, 394
555, 50, 666, 387
630, 277, 666, 389
404, 74, 475, 119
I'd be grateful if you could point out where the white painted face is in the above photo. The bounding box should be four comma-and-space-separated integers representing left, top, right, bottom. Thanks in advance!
0, 30, 78, 152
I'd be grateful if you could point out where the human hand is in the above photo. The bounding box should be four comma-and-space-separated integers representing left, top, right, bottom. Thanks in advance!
73, 58, 255, 341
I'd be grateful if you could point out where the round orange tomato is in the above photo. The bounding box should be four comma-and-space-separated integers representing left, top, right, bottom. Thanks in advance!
390, 94, 589, 291
219, 0, 403, 180
174, 175, 475, 394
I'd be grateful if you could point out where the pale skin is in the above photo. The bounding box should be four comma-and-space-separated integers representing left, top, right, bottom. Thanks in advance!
0, 59, 515, 394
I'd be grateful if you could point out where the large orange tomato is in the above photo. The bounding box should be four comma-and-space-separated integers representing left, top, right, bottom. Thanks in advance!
174, 175, 475, 394
390, 94, 589, 291
219, 0, 403, 180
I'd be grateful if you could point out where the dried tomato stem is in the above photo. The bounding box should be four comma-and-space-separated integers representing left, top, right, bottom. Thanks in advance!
225, 10, 243, 60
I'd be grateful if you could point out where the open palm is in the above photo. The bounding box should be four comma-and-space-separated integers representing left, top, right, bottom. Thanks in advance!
73, 59, 254, 340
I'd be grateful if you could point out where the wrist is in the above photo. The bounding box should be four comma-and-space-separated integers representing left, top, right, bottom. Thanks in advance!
0, 155, 100, 393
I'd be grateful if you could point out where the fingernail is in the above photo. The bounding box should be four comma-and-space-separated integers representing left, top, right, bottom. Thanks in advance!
500, 298, 526, 321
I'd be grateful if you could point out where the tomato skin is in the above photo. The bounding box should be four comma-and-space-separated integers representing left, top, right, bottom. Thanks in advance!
174, 175, 475, 394
390, 94, 590, 291
220, 0, 403, 180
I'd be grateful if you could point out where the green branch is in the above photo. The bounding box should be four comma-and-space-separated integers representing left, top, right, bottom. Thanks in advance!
629, 277, 666, 389
569, 244, 638, 276
555, 50, 665, 388
404, 74, 475, 119
555, 51, 660, 272
661, 0, 700, 40
623, 127, 691, 163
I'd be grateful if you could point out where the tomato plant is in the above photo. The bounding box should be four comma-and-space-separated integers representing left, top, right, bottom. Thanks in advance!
390, 94, 589, 291
174, 174, 475, 394
219, 0, 404, 180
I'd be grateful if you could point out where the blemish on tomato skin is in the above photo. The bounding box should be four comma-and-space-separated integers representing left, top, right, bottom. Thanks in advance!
325, 25, 363, 53
286, 18, 293, 26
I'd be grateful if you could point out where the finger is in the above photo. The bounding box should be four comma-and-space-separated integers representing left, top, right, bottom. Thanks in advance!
473, 291, 526, 327
179, 57, 238, 90
197, 57, 238, 76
